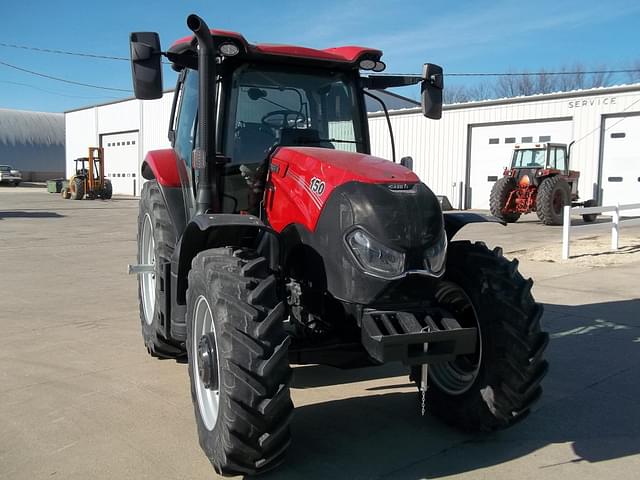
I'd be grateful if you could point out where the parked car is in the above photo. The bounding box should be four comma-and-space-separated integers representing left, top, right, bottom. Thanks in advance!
0, 165, 22, 186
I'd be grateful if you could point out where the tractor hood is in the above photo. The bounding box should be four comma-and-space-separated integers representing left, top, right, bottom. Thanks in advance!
267, 146, 423, 233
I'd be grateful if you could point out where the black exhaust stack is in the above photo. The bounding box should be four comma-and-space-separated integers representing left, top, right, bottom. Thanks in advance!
187, 14, 219, 214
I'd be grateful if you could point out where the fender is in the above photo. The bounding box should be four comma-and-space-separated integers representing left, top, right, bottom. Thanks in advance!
141, 149, 187, 236
173, 214, 279, 305
444, 212, 505, 241
141, 149, 181, 187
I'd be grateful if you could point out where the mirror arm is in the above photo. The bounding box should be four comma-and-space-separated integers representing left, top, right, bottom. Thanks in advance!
364, 90, 396, 163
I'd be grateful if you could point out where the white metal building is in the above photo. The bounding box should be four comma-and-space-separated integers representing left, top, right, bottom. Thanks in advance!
65, 83, 640, 209
369, 84, 640, 210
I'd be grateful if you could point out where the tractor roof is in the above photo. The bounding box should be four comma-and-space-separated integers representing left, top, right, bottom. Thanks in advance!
167, 30, 383, 70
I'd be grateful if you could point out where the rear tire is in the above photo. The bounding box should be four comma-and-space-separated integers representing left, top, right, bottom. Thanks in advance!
536, 176, 570, 225
582, 199, 597, 222
414, 241, 548, 431
137, 180, 183, 358
186, 247, 293, 476
70, 177, 85, 200
489, 177, 520, 223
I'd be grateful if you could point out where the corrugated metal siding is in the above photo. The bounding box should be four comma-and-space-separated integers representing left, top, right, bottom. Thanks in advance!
141, 93, 174, 155
65, 108, 97, 177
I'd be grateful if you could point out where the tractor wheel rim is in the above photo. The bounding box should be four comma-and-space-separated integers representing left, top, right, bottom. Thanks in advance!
429, 282, 483, 395
140, 213, 156, 326
193, 295, 221, 431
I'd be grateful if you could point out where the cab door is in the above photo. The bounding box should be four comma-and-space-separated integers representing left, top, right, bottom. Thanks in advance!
172, 69, 199, 219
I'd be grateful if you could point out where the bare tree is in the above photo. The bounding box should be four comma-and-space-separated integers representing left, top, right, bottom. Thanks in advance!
454, 63, 619, 102
627, 60, 640, 83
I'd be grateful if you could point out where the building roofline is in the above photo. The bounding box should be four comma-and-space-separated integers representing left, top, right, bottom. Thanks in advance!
64, 89, 175, 114
369, 83, 640, 118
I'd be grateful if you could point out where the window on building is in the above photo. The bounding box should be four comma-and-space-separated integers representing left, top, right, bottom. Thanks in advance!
488, 138, 499, 144
539, 135, 551, 142
521, 136, 533, 143
505, 137, 516, 144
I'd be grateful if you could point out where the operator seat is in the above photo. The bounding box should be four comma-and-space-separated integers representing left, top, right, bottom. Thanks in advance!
233, 122, 276, 165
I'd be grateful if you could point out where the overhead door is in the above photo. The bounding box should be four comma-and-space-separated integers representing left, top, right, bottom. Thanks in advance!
102, 131, 140, 196
468, 120, 573, 209
601, 114, 640, 216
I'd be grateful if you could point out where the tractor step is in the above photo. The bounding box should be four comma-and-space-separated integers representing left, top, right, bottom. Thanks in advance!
361, 310, 477, 365
128, 264, 154, 274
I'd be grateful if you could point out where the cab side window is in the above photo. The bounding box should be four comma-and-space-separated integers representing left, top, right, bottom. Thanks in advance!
175, 70, 199, 167
550, 147, 567, 171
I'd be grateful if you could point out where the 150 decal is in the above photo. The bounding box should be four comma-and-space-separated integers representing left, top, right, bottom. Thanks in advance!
310, 177, 326, 195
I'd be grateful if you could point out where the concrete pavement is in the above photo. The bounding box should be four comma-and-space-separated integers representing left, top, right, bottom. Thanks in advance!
1, 188, 639, 479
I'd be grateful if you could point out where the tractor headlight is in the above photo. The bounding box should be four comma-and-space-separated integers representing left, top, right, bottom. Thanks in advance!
346, 229, 405, 278
423, 232, 447, 276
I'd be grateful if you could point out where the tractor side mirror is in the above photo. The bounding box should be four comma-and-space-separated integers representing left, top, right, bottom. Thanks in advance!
421, 63, 443, 120
400, 156, 414, 171
130, 32, 163, 100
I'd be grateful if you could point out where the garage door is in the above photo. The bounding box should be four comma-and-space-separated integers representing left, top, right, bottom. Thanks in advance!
468, 120, 573, 209
102, 131, 139, 196
601, 114, 640, 216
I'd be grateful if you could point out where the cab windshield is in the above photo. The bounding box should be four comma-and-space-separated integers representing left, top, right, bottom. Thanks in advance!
226, 64, 366, 166
512, 149, 546, 169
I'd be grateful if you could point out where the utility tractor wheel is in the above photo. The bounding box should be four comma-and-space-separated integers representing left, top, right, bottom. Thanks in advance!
70, 177, 85, 200
489, 177, 520, 223
186, 247, 293, 476
102, 181, 113, 200
536, 176, 570, 225
61, 188, 71, 199
137, 180, 183, 358
413, 241, 548, 431
582, 199, 597, 222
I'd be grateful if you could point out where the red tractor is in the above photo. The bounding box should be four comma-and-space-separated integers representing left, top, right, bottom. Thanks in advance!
490, 142, 597, 225
128, 15, 548, 476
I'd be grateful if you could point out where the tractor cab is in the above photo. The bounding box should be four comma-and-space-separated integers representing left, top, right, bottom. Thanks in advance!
507, 142, 570, 186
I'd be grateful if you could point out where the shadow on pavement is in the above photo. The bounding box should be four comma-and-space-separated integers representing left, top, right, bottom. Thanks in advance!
0, 210, 64, 219
255, 299, 640, 479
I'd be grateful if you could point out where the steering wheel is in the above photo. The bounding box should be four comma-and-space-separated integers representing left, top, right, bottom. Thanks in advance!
261, 110, 306, 129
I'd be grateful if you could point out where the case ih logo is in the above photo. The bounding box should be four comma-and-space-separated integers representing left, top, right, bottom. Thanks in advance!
310, 177, 326, 195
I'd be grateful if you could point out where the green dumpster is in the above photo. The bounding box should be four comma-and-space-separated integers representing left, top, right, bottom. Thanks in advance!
46, 178, 66, 193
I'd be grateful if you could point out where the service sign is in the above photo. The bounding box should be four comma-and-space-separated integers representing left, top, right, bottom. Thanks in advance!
568, 96, 617, 108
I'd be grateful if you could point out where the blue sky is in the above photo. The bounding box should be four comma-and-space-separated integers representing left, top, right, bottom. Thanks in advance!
0, 0, 639, 112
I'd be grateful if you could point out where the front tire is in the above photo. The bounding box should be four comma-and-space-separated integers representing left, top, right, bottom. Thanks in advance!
416, 241, 548, 431
137, 180, 183, 358
186, 247, 293, 476
489, 177, 520, 223
70, 177, 85, 200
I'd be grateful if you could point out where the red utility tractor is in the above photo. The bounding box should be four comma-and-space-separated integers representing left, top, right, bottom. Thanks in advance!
490, 142, 597, 225
128, 15, 548, 476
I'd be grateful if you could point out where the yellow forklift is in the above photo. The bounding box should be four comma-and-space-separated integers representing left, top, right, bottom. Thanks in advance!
62, 147, 112, 200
